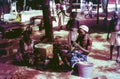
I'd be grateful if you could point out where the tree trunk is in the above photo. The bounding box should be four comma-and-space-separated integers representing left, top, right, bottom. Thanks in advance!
42, 0, 54, 42
97, 0, 100, 24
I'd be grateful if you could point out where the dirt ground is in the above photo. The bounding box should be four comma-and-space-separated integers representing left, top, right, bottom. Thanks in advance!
0, 10, 120, 79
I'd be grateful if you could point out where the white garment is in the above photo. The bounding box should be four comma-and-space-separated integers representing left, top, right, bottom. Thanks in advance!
88, 2, 93, 13
10, 1, 17, 14
68, 28, 78, 45
62, 4, 66, 11
116, 31, 120, 45
80, 0, 86, 13
109, 31, 120, 46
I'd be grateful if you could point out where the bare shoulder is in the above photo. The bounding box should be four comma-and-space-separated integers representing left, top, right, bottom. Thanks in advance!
87, 34, 92, 44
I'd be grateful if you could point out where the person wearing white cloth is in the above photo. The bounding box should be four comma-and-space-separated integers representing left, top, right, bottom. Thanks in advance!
80, 0, 86, 14
109, 10, 120, 63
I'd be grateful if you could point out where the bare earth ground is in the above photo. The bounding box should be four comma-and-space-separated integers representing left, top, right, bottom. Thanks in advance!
0, 11, 120, 79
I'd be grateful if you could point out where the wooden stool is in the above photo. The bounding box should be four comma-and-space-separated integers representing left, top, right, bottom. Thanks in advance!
34, 43, 53, 59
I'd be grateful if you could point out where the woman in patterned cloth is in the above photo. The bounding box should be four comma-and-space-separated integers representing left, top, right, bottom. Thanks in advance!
60, 25, 92, 69
70, 25, 92, 68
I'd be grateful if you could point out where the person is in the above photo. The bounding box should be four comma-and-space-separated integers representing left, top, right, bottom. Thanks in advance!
87, 0, 93, 18
71, 25, 92, 67
66, 12, 80, 47
66, 12, 79, 30
24, 0, 33, 11
107, 12, 118, 40
101, 0, 108, 13
107, 12, 118, 61
56, 2, 68, 30
59, 25, 92, 69
61, 1, 68, 25
16, 28, 34, 65
16, 0, 24, 12
108, 10, 120, 63
80, 0, 86, 15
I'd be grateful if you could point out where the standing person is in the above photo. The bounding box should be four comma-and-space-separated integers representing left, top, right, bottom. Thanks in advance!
84, 0, 94, 18
61, 1, 68, 25
107, 12, 118, 40
80, 0, 86, 15
101, 0, 109, 21
56, 2, 63, 29
24, 0, 31, 10
66, 12, 79, 46
108, 10, 120, 63
56, 2, 68, 30
16, 0, 24, 12
101, 0, 109, 13
88, 0, 93, 18
66, 12, 79, 30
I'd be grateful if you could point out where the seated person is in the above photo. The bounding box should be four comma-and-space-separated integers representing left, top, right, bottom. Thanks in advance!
60, 25, 92, 69
16, 30, 34, 65
66, 12, 80, 48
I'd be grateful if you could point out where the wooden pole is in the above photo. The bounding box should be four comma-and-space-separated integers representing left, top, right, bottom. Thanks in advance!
97, 0, 100, 24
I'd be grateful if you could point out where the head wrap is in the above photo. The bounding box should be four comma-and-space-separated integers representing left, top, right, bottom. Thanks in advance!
79, 25, 89, 32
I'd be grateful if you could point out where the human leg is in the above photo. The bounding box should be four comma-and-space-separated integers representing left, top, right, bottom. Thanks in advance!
59, 49, 71, 67
109, 45, 114, 60
116, 46, 120, 62
109, 32, 116, 60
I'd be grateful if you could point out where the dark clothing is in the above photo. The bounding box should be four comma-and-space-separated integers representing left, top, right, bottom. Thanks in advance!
66, 19, 79, 30
107, 14, 118, 39
19, 39, 24, 54
109, 16, 118, 32
0, 0, 4, 16
25, 0, 32, 10
54, 0, 61, 3
16, 0, 24, 11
